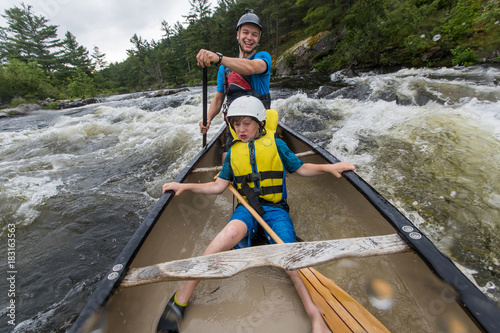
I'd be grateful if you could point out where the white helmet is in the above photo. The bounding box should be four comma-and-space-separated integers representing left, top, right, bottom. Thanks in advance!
226, 96, 266, 122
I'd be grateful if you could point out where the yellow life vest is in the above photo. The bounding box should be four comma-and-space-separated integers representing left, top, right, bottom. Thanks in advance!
229, 109, 285, 204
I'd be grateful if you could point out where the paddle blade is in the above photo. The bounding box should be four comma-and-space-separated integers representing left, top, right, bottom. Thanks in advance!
299, 268, 390, 333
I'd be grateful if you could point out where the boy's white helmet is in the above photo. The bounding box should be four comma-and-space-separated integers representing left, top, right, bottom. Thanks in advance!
226, 96, 266, 122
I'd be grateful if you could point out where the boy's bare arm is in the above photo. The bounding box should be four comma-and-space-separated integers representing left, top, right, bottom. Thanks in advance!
295, 162, 355, 178
163, 177, 230, 196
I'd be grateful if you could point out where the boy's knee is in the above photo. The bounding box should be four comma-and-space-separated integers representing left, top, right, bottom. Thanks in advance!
222, 220, 247, 241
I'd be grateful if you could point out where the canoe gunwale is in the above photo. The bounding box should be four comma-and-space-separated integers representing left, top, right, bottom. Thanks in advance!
70, 126, 227, 333
279, 122, 499, 333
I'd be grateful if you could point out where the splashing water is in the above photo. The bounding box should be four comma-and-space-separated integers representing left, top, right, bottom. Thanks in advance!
0, 67, 498, 332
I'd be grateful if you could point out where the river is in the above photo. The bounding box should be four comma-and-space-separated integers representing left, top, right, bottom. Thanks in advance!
0, 66, 499, 332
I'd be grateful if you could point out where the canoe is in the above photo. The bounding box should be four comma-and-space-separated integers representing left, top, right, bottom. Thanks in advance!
71, 123, 500, 333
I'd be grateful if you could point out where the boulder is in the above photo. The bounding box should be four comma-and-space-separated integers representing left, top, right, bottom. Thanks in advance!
274, 31, 339, 76
0, 103, 40, 116
40, 98, 101, 109
146, 88, 189, 98
59, 98, 100, 109
0, 98, 102, 117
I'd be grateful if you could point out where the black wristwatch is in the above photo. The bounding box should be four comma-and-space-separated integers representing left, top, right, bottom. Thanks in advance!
215, 52, 223, 66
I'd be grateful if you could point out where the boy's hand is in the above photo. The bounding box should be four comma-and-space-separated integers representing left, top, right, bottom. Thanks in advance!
330, 162, 355, 178
162, 182, 185, 196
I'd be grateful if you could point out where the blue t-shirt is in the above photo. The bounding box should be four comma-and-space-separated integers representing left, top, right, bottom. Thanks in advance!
216, 51, 272, 96
218, 139, 303, 181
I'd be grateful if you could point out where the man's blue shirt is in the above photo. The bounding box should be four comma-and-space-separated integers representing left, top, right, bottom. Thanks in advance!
216, 51, 272, 96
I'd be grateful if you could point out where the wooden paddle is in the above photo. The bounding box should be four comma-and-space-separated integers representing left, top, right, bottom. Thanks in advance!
120, 234, 409, 288
226, 184, 392, 333
202, 66, 208, 147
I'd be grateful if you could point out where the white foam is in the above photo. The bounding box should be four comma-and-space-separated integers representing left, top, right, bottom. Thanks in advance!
1, 174, 63, 231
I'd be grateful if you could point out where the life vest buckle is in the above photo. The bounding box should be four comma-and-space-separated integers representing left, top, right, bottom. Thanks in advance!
253, 187, 262, 195
246, 172, 261, 182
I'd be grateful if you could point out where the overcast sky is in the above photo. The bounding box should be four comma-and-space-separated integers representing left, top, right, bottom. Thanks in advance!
1, 0, 218, 63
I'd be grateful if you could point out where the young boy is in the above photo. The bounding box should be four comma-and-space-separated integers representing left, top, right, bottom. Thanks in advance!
160, 96, 355, 333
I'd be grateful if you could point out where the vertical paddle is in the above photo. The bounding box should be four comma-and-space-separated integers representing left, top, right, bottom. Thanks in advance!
226, 184, 390, 333
202, 67, 208, 148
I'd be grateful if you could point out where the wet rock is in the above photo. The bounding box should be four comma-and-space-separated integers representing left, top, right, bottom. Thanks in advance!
275, 31, 339, 76
315, 85, 337, 99
39, 98, 101, 109
0, 103, 40, 117
146, 88, 189, 98
61, 98, 100, 109
1, 98, 102, 117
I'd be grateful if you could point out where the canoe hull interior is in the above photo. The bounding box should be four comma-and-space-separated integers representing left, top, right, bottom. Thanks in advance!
72, 125, 497, 333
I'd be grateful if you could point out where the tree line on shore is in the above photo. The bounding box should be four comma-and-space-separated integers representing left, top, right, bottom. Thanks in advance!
1, 0, 499, 108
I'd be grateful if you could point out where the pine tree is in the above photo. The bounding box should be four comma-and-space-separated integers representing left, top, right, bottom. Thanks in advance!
91, 46, 107, 71
0, 3, 62, 72
161, 20, 174, 39
60, 31, 93, 77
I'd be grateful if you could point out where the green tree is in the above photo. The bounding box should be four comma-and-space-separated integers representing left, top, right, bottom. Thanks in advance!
91, 46, 107, 71
161, 20, 174, 39
59, 31, 93, 78
126, 34, 151, 88
166, 22, 192, 84
183, 0, 213, 23
183, 0, 214, 76
441, 0, 481, 45
3, 59, 55, 99
0, 3, 62, 72
296, 0, 337, 34
338, 0, 387, 67
65, 68, 97, 98
0, 64, 13, 104
261, 0, 298, 58
209, 1, 241, 57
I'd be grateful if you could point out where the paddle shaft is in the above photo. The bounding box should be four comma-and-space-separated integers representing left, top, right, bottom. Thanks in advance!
202, 67, 208, 147
227, 185, 284, 244
226, 184, 390, 332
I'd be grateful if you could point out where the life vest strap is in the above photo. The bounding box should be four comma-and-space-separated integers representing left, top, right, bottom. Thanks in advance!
239, 177, 265, 216
238, 185, 283, 197
234, 171, 283, 183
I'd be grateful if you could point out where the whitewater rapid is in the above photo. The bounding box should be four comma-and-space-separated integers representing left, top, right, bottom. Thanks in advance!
0, 66, 499, 332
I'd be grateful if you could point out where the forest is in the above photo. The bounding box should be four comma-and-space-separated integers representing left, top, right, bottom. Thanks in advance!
1, 0, 499, 107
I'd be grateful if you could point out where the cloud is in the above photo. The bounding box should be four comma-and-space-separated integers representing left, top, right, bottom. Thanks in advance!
1, 0, 217, 63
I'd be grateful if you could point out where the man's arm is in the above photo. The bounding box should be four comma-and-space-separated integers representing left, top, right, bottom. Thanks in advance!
219, 55, 267, 75
196, 49, 267, 75
200, 91, 225, 134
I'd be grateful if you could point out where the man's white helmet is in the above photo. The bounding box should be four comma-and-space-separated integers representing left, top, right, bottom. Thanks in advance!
226, 96, 266, 122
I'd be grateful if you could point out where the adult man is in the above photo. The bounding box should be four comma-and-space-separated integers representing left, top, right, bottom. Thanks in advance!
197, 9, 271, 151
